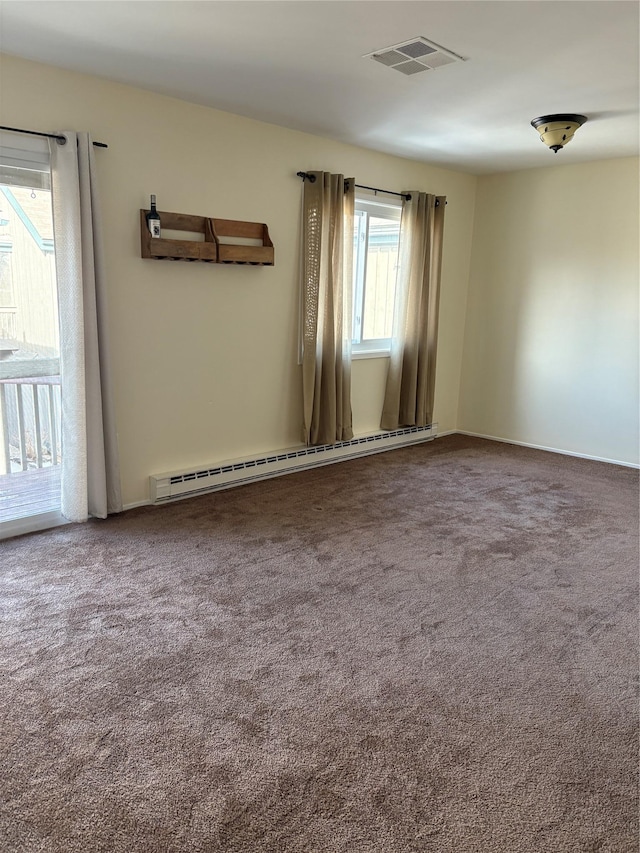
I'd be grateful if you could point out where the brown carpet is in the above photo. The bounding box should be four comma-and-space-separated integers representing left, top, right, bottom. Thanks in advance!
1, 435, 638, 852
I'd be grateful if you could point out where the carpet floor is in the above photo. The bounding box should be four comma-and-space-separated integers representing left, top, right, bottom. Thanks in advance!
1, 435, 638, 852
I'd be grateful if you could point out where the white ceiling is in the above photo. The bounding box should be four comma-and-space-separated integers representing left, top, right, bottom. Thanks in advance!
1, 1, 638, 174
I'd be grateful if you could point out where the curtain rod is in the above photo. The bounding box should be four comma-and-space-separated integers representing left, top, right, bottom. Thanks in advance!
0, 125, 108, 149
297, 171, 410, 200
350, 181, 411, 201
296, 172, 447, 206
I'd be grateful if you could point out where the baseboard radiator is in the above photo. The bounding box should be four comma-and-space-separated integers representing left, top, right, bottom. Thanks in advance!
149, 423, 438, 504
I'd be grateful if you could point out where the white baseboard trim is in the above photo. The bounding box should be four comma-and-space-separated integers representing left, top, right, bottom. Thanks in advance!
454, 430, 640, 469
121, 499, 152, 512
120, 428, 637, 513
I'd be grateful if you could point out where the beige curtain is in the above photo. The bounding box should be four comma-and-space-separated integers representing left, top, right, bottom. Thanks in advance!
301, 172, 355, 445
381, 192, 446, 431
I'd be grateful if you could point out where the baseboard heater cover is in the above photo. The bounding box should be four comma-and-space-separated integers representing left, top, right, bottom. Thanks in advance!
149, 423, 438, 503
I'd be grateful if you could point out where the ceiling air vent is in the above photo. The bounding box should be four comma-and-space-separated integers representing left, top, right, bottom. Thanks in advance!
365, 37, 464, 76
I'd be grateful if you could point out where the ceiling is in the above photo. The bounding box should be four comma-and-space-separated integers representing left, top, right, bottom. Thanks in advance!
1, 1, 638, 174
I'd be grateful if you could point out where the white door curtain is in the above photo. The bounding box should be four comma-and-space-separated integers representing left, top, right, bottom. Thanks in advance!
49, 132, 122, 522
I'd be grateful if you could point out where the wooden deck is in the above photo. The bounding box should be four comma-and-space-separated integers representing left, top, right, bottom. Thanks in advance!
0, 466, 61, 523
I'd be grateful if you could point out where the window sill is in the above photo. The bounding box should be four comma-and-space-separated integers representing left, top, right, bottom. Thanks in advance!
352, 349, 390, 360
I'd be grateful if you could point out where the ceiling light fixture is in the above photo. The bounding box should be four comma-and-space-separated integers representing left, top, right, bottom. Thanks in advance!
531, 114, 587, 153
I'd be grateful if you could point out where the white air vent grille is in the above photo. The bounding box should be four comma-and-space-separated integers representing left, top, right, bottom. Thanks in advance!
365, 37, 463, 76
395, 60, 431, 76
150, 424, 438, 504
372, 50, 410, 67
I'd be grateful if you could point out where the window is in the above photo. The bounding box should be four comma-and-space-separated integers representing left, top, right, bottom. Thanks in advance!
352, 196, 401, 356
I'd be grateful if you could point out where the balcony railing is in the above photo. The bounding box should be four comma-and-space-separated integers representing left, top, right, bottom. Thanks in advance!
0, 358, 61, 474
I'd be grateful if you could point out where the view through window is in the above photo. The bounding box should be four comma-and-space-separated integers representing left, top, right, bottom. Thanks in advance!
352, 197, 401, 355
0, 141, 61, 528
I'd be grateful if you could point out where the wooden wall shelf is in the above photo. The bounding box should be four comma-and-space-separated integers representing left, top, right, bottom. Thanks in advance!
140, 210, 274, 266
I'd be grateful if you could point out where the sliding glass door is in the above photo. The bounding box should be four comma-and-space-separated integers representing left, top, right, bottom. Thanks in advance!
0, 134, 63, 536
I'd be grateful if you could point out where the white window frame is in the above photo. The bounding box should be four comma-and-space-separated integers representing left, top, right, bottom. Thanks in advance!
352, 194, 401, 359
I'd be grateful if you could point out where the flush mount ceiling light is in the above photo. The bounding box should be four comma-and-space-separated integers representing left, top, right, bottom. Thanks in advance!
531, 114, 588, 153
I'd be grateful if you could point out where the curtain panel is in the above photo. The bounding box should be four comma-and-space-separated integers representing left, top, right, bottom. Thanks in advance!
301, 172, 355, 446
49, 132, 122, 522
381, 192, 446, 431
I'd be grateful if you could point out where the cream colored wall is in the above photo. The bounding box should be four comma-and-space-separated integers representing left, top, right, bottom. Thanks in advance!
459, 158, 639, 465
1, 54, 477, 505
